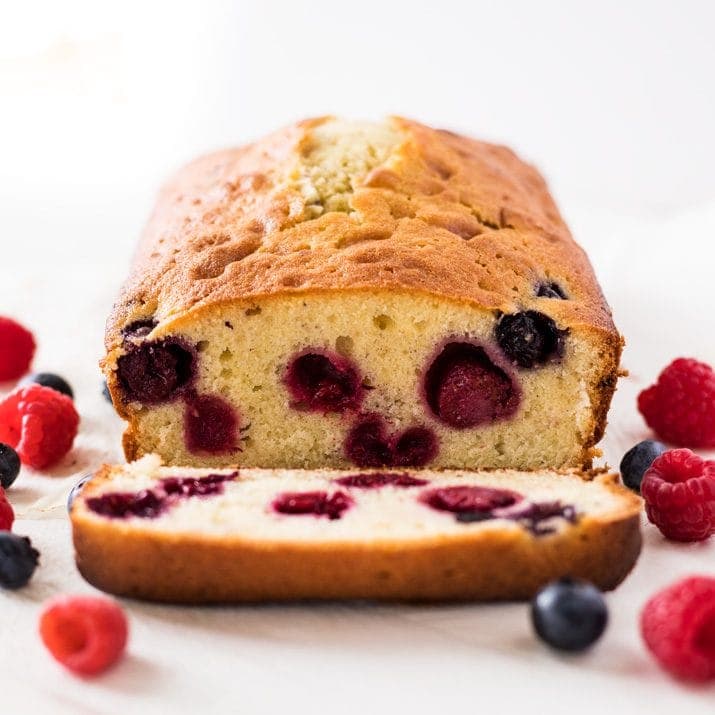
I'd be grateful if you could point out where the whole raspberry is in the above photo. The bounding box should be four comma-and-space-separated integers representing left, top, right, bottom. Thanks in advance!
0, 385, 79, 469
39, 595, 129, 676
0, 487, 14, 530
638, 358, 715, 448
640, 449, 715, 541
0, 317, 36, 381
641, 576, 715, 682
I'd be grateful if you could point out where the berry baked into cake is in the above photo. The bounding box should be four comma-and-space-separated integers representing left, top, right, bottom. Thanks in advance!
71, 456, 641, 603
103, 117, 622, 471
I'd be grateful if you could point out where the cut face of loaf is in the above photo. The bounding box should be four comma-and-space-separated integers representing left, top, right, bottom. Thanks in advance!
104, 117, 622, 470
71, 456, 642, 603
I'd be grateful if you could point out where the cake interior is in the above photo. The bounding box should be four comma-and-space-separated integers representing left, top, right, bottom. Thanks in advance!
112, 290, 606, 470
76, 456, 626, 542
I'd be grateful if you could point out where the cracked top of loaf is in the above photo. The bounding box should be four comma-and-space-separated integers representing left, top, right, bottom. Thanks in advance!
106, 117, 617, 351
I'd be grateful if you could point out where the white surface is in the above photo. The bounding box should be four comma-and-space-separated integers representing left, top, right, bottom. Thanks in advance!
1, 2, 715, 713
2, 205, 715, 715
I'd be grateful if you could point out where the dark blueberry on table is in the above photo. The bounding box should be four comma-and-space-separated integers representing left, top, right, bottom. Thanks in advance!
537, 282, 567, 299
67, 473, 93, 511
0, 444, 21, 490
531, 577, 608, 652
0, 533, 39, 589
102, 379, 112, 403
619, 440, 667, 493
21, 372, 74, 399
495, 311, 566, 368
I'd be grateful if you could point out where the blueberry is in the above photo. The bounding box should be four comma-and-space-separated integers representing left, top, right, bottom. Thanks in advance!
21, 372, 74, 399
102, 379, 112, 403
455, 510, 493, 523
537, 282, 567, 299
67, 473, 93, 512
620, 440, 667, 493
531, 577, 608, 652
0, 444, 20, 490
495, 311, 566, 368
0, 533, 39, 589
122, 318, 157, 338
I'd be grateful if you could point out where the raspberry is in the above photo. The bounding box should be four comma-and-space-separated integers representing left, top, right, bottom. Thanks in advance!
0, 385, 79, 469
0, 487, 14, 530
284, 351, 363, 413
641, 576, 715, 682
638, 358, 715, 448
39, 595, 129, 676
273, 491, 352, 520
0, 317, 36, 381
425, 342, 520, 428
343, 415, 438, 467
421, 485, 522, 514
640, 449, 715, 542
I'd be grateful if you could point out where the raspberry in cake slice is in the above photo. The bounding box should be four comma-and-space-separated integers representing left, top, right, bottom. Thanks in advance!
70, 456, 642, 602
103, 117, 621, 470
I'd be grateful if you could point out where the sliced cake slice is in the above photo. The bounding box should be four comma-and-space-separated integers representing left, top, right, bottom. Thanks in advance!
103, 117, 621, 471
71, 456, 641, 603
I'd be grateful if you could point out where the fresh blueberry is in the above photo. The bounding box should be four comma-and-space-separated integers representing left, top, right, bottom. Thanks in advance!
619, 440, 667, 493
21, 372, 74, 399
0, 533, 39, 589
67, 474, 93, 512
0, 444, 20, 490
531, 577, 608, 652
102, 379, 112, 403
495, 311, 566, 368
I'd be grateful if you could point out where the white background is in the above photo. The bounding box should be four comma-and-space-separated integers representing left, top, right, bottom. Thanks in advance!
1, 2, 714, 713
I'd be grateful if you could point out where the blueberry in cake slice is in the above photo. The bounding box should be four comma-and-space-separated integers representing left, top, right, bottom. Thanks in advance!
102, 117, 622, 470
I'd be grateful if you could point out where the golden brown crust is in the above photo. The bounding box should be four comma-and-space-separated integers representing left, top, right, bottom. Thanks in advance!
71, 467, 641, 603
105, 116, 619, 350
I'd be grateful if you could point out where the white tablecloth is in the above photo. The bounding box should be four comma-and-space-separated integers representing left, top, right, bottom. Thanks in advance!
2, 201, 714, 714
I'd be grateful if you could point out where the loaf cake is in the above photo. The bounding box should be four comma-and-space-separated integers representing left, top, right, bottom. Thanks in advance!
103, 117, 622, 471
71, 456, 641, 603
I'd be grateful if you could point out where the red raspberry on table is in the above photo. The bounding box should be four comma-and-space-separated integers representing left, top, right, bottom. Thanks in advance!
0, 317, 36, 382
641, 576, 715, 682
0, 385, 79, 469
39, 595, 129, 676
638, 358, 715, 448
640, 449, 715, 542
0, 487, 14, 530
